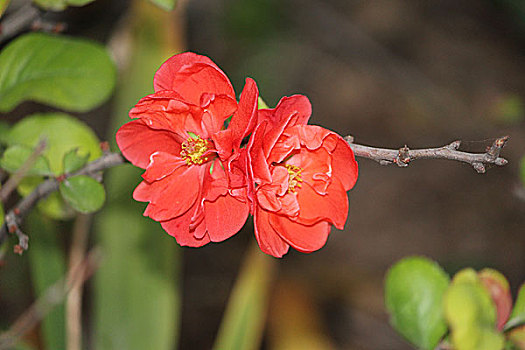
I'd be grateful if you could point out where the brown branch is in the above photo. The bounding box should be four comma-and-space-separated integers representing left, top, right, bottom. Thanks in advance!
345, 136, 509, 173
0, 151, 126, 248
0, 248, 102, 350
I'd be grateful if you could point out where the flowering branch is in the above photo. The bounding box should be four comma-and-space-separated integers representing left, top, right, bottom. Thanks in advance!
0, 134, 510, 253
345, 135, 509, 173
0, 152, 125, 248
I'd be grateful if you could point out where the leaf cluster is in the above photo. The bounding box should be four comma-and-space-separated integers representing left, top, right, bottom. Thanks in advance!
385, 257, 525, 350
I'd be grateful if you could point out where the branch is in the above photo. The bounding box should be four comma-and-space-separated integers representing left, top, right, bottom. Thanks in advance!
0, 248, 102, 350
0, 151, 126, 248
345, 136, 509, 173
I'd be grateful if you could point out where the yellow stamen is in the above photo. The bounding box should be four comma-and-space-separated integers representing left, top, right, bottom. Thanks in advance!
284, 164, 303, 193
180, 135, 210, 165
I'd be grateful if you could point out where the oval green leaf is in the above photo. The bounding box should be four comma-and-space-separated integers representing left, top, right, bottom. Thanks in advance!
385, 256, 450, 350
0, 144, 53, 176
444, 268, 504, 350
0, 33, 116, 112
6, 113, 101, 175
59, 175, 105, 213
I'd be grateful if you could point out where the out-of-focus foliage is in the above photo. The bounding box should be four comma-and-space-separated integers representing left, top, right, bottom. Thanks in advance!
478, 269, 513, 331
444, 268, 504, 350
507, 284, 525, 331
27, 213, 66, 350
149, 0, 177, 11
59, 175, 105, 213
386, 257, 525, 349
32, 0, 95, 11
0, 0, 9, 18
385, 256, 449, 350
213, 245, 274, 350
4, 113, 101, 174
92, 1, 182, 349
1, 113, 102, 219
0, 33, 115, 113
0, 145, 53, 176
62, 149, 90, 174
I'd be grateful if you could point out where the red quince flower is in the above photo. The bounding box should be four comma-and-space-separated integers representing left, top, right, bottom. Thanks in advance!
116, 52, 258, 247
248, 95, 358, 257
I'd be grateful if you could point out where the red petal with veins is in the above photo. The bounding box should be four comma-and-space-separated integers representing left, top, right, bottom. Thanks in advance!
161, 206, 211, 247
154, 52, 235, 105
204, 194, 249, 242
269, 215, 331, 253
116, 119, 181, 169
142, 152, 186, 182
133, 165, 202, 221
295, 180, 348, 229
254, 208, 290, 258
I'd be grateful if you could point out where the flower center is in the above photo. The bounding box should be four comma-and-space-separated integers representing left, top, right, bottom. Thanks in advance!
284, 164, 303, 193
180, 135, 211, 165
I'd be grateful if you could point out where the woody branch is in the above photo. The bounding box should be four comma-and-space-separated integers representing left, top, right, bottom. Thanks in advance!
0, 136, 509, 252
345, 135, 509, 173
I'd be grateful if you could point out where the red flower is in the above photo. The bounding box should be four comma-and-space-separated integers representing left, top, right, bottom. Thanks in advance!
248, 96, 358, 257
116, 52, 258, 247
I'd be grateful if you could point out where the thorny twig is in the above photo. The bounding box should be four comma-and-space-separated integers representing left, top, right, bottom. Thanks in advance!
0, 151, 125, 249
0, 248, 102, 350
345, 136, 509, 173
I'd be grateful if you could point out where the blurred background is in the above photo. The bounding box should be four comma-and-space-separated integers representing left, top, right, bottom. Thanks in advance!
1, 0, 524, 349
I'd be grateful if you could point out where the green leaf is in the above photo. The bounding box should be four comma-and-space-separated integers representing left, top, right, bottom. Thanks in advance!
0, 144, 53, 176
506, 284, 525, 331
32, 0, 95, 11
0, 33, 115, 112
63, 149, 90, 174
148, 0, 176, 11
384, 256, 450, 350
213, 245, 275, 350
508, 325, 525, 349
444, 268, 504, 350
59, 175, 105, 213
27, 212, 66, 350
6, 113, 101, 175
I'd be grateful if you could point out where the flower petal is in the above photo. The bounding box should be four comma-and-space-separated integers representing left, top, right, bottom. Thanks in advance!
154, 52, 235, 105
330, 137, 358, 191
161, 206, 211, 247
133, 165, 202, 221
269, 215, 331, 253
142, 152, 186, 182
254, 208, 290, 258
116, 119, 181, 169
295, 179, 348, 229
204, 194, 249, 242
